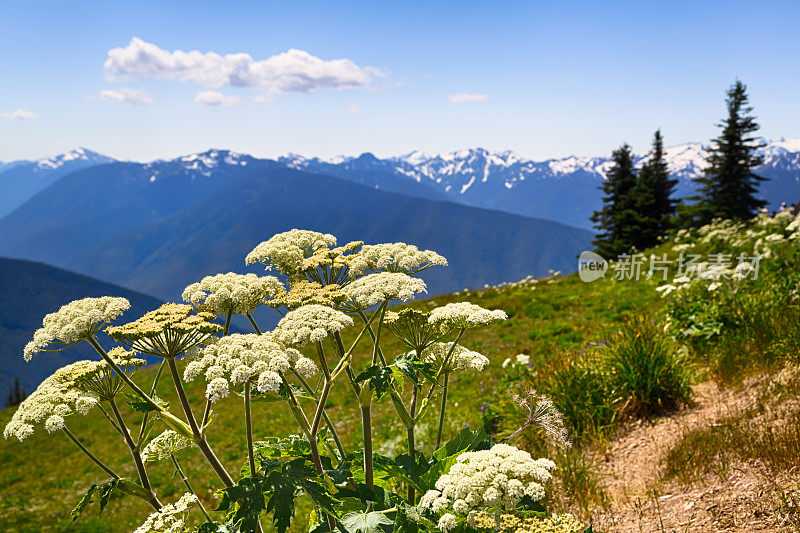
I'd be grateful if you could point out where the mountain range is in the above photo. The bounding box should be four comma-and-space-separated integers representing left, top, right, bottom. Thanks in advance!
280, 138, 800, 229
0, 151, 593, 303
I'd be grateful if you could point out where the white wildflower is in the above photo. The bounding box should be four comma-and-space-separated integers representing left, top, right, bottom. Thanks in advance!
342, 272, 427, 310
275, 304, 353, 345
182, 272, 284, 315
24, 297, 130, 361
420, 444, 555, 516
245, 229, 337, 278
428, 302, 507, 331
141, 430, 194, 462
3, 361, 100, 441
348, 242, 447, 276
419, 343, 490, 373
437, 513, 458, 533
185, 333, 313, 402
133, 492, 198, 533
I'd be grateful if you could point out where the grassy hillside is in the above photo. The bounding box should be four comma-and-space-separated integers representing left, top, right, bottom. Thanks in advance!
3, 211, 800, 532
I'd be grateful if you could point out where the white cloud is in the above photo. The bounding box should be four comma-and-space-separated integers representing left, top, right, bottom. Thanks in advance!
346, 104, 361, 114
105, 37, 381, 100
195, 90, 241, 107
448, 93, 489, 104
99, 87, 154, 105
1, 109, 37, 120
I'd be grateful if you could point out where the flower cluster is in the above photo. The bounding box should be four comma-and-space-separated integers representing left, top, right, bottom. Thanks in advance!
24, 296, 130, 361
182, 272, 284, 315
428, 302, 508, 331
267, 280, 345, 310
107, 303, 221, 357
274, 304, 353, 346
133, 492, 198, 533
141, 430, 194, 462
384, 308, 441, 351
419, 342, 489, 373
184, 333, 318, 401
470, 511, 585, 533
342, 272, 427, 310
349, 242, 447, 276
4, 361, 101, 441
72, 347, 147, 400
301, 240, 363, 273
245, 229, 337, 278
420, 444, 555, 516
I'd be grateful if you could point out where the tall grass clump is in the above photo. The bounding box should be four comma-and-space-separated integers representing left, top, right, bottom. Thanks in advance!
601, 316, 693, 417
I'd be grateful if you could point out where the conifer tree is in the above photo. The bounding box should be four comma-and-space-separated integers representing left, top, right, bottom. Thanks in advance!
632, 129, 678, 248
685, 80, 766, 225
590, 143, 638, 257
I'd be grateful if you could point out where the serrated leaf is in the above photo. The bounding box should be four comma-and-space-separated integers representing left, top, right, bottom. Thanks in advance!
420, 427, 491, 491
70, 478, 122, 522
340, 510, 393, 533
71, 484, 98, 522
394, 503, 435, 533
393, 355, 438, 387
370, 454, 422, 493
216, 476, 265, 533
355, 366, 394, 399
125, 394, 169, 413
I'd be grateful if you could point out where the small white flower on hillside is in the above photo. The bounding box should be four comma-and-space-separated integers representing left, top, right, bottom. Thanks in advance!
24, 296, 130, 361
428, 302, 507, 331
245, 229, 337, 278
348, 242, 447, 277
420, 443, 555, 517
133, 492, 198, 533
274, 304, 353, 346
342, 272, 427, 310
182, 272, 284, 315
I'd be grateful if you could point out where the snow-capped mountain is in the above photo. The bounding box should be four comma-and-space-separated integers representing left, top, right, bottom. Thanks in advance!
0, 148, 116, 219
281, 140, 800, 229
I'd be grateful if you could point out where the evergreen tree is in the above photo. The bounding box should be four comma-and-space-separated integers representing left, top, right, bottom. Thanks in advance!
685, 80, 766, 225
590, 143, 639, 258
632, 129, 678, 248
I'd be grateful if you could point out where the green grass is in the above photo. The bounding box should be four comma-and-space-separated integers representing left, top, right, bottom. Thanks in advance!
0, 272, 658, 532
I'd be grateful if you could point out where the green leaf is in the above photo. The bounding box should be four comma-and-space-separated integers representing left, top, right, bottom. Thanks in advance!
340, 510, 393, 533
71, 484, 98, 522
420, 427, 491, 491
197, 523, 232, 533
216, 476, 266, 533
70, 479, 122, 522
393, 355, 438, 387
370, 454, 422, 493
125, 393, 169, 413
355, 366, 394, 399
394, 504, 435, 533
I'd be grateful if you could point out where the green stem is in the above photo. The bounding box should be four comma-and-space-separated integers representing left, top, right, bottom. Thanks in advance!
361, 405, 374, 493
244, 382, 256, 477
108, 397, 162, 510
407, 384, 419, 503
138, 360, 166, 443
435, 373, 450, 450
290, 368, 346, 460
171, 454, 212, 522
62, 426, 120, 479
165, 356, 235, 488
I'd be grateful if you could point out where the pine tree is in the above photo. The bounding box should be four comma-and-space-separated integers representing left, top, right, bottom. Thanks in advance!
632, 129, 678, 248
686, 80, 766, 225
590, 143, 639, 258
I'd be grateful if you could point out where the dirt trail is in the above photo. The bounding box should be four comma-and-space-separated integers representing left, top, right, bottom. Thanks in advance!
590, 372, 799, 532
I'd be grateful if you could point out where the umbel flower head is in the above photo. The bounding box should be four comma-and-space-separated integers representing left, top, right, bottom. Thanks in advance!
141, 430, 194, 462
341, 272, 427, 311
133, 492, 198, 533
274, 304, 353, 346
349, 242, 447, 277
428, 302, 508, 331
419, 443, 556, 516
267, 280, 345, 310
245, 229, 337, 279
72, 347, 147, 401
182, 272, 284, 315
107, 303, 222, 357
4, 361, 102, 441
184, 333, 318, 402
301, 240, 363, 285
24, 296, 130, 361
419, 342, 490, 373
384, 308, 441, 351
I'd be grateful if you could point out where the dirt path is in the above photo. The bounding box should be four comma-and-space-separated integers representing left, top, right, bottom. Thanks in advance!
590, 372, 799, 532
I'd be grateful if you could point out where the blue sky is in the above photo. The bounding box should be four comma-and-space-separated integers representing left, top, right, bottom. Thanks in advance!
1, 0, 799, 162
